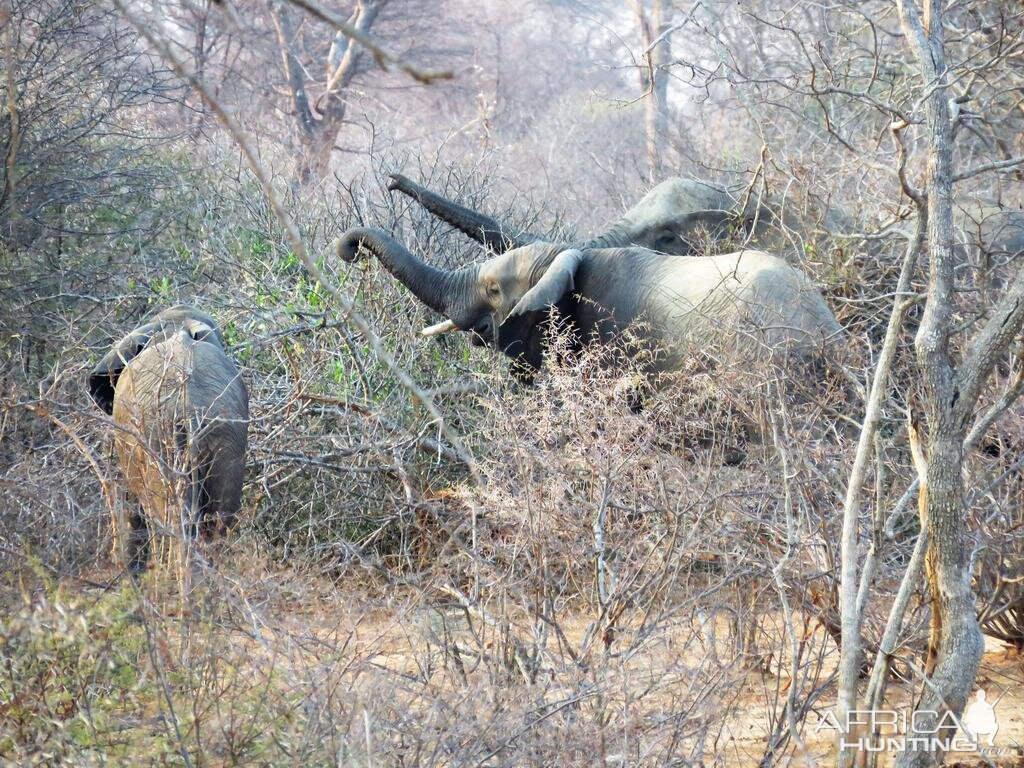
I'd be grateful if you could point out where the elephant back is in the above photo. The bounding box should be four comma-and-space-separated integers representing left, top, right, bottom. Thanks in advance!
729, 251, 843, 358
112, 331, 248, 536
632, 249, 841, 365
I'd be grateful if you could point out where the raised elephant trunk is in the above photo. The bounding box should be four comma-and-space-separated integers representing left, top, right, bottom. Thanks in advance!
335, 226, 476, 323
387, 173, 535, 253
388, 173, 763, 257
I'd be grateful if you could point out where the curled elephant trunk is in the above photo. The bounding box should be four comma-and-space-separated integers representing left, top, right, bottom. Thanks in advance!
335, 226, 475, 322
387, 173, 536, 253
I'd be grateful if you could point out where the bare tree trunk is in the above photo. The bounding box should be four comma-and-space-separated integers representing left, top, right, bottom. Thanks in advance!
306, 0, 380, 181
270, 0, 382, 184
270, 0, 316, 141
891, 2, 1015, 765
1, 6, 20, 244
188, 1, 211, 140
633, 0, 671, 181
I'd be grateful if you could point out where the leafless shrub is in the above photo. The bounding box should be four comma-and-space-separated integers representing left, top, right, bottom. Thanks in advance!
0, 0, 176, 248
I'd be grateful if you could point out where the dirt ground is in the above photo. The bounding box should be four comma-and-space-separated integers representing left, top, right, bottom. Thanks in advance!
721, 636, 1024, 767
272, 572, 1024, 766
60, 560, 1024, 767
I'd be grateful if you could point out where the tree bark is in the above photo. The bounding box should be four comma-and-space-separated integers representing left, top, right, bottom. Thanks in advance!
891, 2, 987, 765
270, 0, 382, 184
633, 0, 671, 181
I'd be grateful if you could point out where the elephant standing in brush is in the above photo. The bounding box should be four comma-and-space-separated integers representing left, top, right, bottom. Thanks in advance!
335, 228, 841, 383
88, 305, 249, 574
387, 173, 768, 256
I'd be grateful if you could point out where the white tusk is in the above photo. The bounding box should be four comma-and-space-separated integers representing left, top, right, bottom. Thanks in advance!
419, 319, 458, 337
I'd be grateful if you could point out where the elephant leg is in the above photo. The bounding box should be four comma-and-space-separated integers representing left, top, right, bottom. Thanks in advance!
192, 470, 217, 540
193, 428, 246, 540
126, 506, 150, 576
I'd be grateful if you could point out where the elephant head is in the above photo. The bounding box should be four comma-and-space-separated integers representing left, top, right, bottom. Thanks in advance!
575, 177, 762, 253
88, 305, 224, 415
336, 227, 570, 376
386, 173, 763, 256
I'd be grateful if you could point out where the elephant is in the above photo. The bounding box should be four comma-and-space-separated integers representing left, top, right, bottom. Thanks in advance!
386, 173, 768, 257
334, 228, 842, 384
88, 304, 249, 576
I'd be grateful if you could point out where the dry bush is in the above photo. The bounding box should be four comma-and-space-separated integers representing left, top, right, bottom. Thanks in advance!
1, 124, 965, 763
972, 393, 1024, 652
1, 336, 848, 766
0, 0, 175, 247
3, 1, 1024, 764
391, 334, 877, 760
1, 136, 938, 763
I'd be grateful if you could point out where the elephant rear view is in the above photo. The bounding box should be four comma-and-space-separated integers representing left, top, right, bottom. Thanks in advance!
88, 305, 248, 577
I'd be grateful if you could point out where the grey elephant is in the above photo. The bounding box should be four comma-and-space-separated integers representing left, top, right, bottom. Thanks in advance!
334, 228, 841, 383
88, 305, 249, 576
387, 173, 767, 257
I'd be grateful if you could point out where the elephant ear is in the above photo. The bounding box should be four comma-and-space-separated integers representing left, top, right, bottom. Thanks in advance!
498, 249, 584, 381
183, 318, 220, 345
87, 323, 156, 414
506, 249, 585, 320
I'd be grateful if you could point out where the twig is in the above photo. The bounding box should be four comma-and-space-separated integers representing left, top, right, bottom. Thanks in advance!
837, 214, 923, 732
283, 0, 453, 84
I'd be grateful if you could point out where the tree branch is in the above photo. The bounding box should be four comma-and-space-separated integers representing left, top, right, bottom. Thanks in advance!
956, 268, 1024, 418
953, 154, 1024, 182
284, 0, 452, 84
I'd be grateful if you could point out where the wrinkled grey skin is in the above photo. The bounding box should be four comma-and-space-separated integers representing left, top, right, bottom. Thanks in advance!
335, 228, 841, 383
387, 173, 766, 256
88, 305, 248, 573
